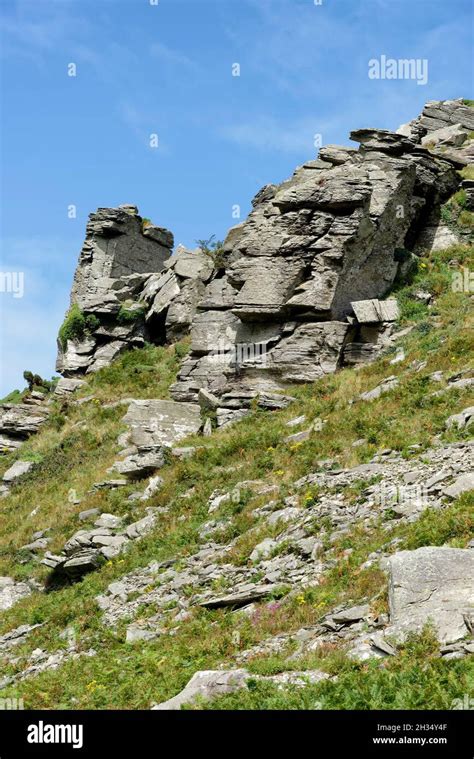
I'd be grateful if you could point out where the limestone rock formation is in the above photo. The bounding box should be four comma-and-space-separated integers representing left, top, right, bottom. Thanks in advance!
55, 100, 471, 417
56, 205, 175, 375
170, 113, 461, 407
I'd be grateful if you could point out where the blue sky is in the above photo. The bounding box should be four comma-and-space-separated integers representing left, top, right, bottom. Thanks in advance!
0, 0, 472, 396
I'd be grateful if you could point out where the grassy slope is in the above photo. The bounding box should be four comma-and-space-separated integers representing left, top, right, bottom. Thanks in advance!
0, 245, 472, 710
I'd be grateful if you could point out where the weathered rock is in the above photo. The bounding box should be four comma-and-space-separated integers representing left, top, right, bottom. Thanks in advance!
0, 403, 49, 453
122, 399, 202, 448
351, 299, 399, 324
152, 669, 250, 710
54, 378, 86, 397
446, 407, 474, 431
2, 460, 34, 484
110, 399, 201, 480
250, 538, 278, 562
56, 206, 174, 376
359, 376, 399, 402
386, 547, 474, 643
443, 473, 474, 499
199, 584, 283, 609
0, 577, 35, 611
151, 667, 330, 710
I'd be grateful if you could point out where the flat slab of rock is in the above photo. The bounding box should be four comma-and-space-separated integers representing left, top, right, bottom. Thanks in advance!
123, 399, 201, 448
152, 669, 249, 710
443, 473, 474, 499
351, 299, 399, 324
387, 547, 474, 643
2, 460, 34, 484
198, 584, 282, 609
359, 376, 399, 402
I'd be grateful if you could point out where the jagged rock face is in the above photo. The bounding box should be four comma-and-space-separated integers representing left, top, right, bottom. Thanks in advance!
56, 101, 469, 394
70, 206, 173, 308
56, 205, 175, 376
397, 98, 474, 162
170, 117, 461, 406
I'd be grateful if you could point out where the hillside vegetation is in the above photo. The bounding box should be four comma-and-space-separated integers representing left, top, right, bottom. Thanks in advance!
0, 243, 472, 709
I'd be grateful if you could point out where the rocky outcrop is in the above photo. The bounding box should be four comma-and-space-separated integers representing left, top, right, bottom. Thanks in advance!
397, 98, 474, 163
42, 508, 165, 582
56, 205, 175, 375
55, 101, 470, 408
170, 115, 461, 408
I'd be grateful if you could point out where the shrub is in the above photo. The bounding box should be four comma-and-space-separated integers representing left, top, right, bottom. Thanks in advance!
196, 235, 226, 268
58, 305, 100, 349
117, 304, 146, 324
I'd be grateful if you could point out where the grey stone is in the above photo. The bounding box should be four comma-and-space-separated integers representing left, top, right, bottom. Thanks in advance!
446, 407, 474, 431
0, 577, 34, 611
2, 460, 34, 484
94, 513, 123, 530
78, 508, 100, 522
250, 539, 278, 562
152, 669, 249, 710
443, 473, 474, 499
331, 604, 370, 625
199, 584, 283, 609
351, 299, 399, 324
54, 378, 86, 396
387, 547, 474, 643
359, 376, 399, 402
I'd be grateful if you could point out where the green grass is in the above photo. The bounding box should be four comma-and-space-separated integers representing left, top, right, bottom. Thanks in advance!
0, 244, 472, 709
0, 389, 25, 404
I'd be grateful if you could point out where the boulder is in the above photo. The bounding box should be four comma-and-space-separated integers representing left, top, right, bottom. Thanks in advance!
0, 577, 35, 611
446, 407, 474, 431
386, 547, 474, 643
152, 669, 249, 710
443, 473, 474, 499
2, 460, 34, 484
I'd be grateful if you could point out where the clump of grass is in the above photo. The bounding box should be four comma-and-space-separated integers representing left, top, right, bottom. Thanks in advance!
117, 303, 146, 324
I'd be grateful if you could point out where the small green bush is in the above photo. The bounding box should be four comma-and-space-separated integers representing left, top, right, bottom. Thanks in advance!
58, 305, 100, 349
117, 304, 146, 324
